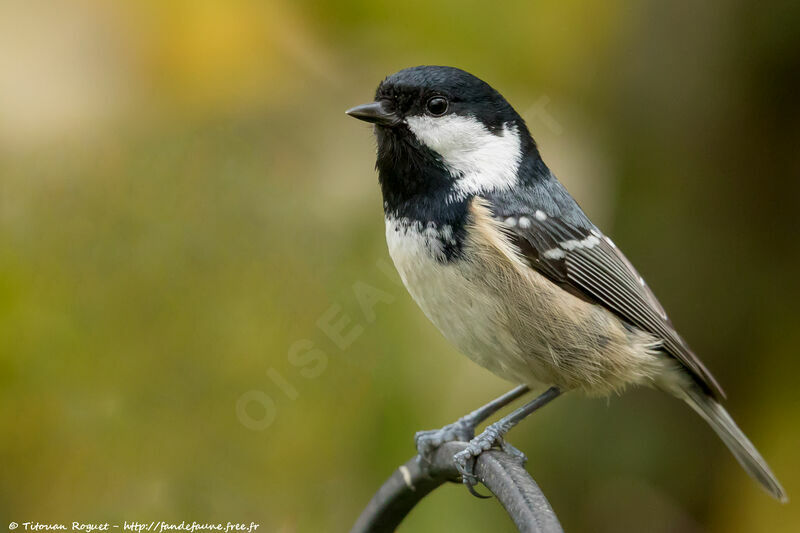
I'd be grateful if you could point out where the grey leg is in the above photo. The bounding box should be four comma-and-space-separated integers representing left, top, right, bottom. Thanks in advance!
415, 385, 530, 461
454, 387, 561, 496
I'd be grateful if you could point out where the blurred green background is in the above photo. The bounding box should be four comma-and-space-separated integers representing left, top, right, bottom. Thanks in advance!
1, 1, 799, 531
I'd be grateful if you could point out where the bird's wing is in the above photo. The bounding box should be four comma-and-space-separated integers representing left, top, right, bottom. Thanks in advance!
483, 197, 724, 399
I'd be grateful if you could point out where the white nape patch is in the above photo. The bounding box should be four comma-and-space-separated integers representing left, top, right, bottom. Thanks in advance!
405, 115, 522, 200
534, 210, 547, 221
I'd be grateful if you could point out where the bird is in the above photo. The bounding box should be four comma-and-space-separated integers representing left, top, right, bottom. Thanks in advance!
345, 65, 786, 501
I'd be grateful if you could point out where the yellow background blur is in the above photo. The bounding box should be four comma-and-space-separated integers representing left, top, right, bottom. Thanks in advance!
1, 1, 799, 531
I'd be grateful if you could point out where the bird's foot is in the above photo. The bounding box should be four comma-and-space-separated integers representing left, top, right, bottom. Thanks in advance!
453, 423, 527, 497
415, 418, 475, 464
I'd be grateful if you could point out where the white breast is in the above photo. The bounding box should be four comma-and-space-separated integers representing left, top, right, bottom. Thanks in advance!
384, 217, 532, 383
384, 203, 668, 396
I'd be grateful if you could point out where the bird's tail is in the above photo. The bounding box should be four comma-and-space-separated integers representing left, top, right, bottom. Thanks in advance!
681, 386, 787, 502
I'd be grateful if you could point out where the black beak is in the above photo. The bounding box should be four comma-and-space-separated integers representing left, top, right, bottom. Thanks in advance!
345, 101, 400, 126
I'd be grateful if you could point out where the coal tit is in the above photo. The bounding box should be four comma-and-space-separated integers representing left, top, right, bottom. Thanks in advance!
346, 65, 785, 501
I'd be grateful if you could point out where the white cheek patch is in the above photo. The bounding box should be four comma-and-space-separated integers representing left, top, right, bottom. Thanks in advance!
405, 114, 522, 200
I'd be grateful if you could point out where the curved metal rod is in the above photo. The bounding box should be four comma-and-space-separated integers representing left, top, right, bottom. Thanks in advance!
350, 441, 562, 533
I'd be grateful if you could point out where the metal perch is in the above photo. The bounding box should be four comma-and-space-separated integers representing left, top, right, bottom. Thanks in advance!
351, 440, 563, 533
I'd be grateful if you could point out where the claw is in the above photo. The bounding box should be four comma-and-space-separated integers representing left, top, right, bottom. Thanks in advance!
453, 436, 497, 498
466, 482, 492, 499
413, 386, 543, 498
452, 423, 521, 499
457, 456, 491, 499
499, 440, 527, 465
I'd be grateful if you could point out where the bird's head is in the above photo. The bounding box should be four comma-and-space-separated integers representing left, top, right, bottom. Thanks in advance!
347, 66, 538, 205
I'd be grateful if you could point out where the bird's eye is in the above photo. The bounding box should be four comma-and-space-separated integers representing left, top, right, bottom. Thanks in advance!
426, 96, 448, 116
